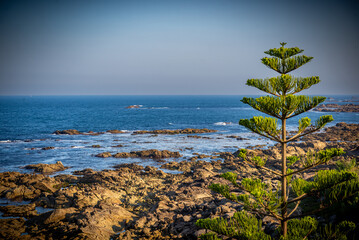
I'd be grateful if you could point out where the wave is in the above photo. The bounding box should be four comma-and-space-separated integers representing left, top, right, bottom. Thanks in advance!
214, 122, 232, 126
0, 140, 11, 143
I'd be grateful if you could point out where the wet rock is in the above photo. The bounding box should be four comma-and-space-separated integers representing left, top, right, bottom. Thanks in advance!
24, 161, 69, 174
133, 128, 217, 135
112, 149, 182, 159
95, 152, 112, 158
41, 146, 55, 150
112, 144, 123, 147
53, 129, 81, 135
0, 202, 37, 218
106, 129, 125, 134
126, 105, 141, 109
113, 163, 145, 171
91, 145, 101, 148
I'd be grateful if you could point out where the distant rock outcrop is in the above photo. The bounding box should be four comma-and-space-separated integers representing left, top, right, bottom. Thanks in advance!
133, 128, 217, 135
126, 105, 141, 109
53, 129, 81, 135
314, 103, 359, 112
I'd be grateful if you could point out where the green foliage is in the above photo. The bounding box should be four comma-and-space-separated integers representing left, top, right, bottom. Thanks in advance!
336, 159, 357, 171
246, 75, 320, 96
239, 116, 280, 140
298, 117, 311, 133
241, 95, 326, 119
287, 156, 299, 167
196, 211, 272, 240
291, 169, 358, 200
238, 149, 267, 167
314, 115, 334, 129
281, 216, 318, 240
261, 55, 313, 74
313, 221, 356, 240
199, 232, 222, 240
299, 148, 345, 168
209, 183, 240, 203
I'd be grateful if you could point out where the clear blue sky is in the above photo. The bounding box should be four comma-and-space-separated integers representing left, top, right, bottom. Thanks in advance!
0, 0, 358, 95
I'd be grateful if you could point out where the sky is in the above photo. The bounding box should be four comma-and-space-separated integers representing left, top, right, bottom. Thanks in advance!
0, 0, 358, 95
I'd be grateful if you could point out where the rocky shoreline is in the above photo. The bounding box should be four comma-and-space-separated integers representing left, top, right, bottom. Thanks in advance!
314, 103, 359, 112
1, 123, 358, 239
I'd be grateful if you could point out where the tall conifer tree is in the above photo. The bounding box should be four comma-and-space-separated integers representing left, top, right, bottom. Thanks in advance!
196, 43, 359, 239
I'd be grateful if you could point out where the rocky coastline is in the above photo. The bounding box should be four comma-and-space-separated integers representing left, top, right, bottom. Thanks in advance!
314, 103, 359, 112
1, 123, 358, 239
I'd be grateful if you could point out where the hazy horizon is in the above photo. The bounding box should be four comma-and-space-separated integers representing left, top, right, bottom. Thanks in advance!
1, 0, 358, 96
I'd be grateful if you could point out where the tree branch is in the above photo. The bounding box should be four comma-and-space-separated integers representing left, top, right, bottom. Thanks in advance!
285, 127, 320, 143
287, 200, 301, 217
287, 193, 308, 204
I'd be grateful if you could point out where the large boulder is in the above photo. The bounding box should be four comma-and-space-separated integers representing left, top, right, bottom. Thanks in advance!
24, 161, 69, 174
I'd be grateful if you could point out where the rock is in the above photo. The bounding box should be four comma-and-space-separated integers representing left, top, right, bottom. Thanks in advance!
133, 128, 217, 135
53, 129, 81, 135
106, 129, 125, 134
113, 163, 145, 171
314, 103, 359, 112
95, 152, 112, 158
126, 105, 141, 109
24, 161, 69, 174
0, 203, 37, 218
42, 146, 55, 150
77, 205, 135, 239
0, 218, 27, 239
112, 144, 123, 147
112, 149, 182, 159
91, 145, 101, 148
44, 207, 77, 224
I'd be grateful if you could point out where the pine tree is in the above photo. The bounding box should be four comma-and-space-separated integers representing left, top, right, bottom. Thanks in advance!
196, 43, 359, 239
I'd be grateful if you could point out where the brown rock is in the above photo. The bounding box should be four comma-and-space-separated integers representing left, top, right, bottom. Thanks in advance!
77, 205, 135, 239
133, 128, 217, 135
0, 218, 27, 239
95, 152, 112, 158
24, 161, 69, 174
112, 149, 182, 159
41, 146, 55, 150
126, 105, 141, 109
53, 129, 81, 135
106, 130, 125, 134
43, 207, 77, 224
0, 203, 37, 218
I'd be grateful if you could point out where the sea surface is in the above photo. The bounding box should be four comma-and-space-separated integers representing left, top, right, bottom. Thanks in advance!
0, 95, 358, 174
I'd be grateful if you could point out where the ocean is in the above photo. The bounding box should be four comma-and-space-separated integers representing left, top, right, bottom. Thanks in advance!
0, 95, 358, 174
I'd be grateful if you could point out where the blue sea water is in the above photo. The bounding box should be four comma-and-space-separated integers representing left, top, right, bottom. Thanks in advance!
0, 95, 358, 174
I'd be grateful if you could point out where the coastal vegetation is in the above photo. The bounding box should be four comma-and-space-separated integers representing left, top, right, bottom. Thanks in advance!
196, 43, 359, 239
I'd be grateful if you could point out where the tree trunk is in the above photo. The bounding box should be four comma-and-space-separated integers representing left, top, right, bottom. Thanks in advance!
281, 118, 288, 237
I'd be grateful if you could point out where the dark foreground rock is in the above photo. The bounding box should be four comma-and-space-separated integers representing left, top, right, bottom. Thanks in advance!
133, 128, 217, 135
24, 161, 69, 174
